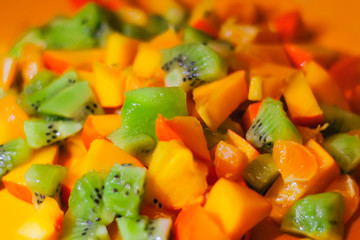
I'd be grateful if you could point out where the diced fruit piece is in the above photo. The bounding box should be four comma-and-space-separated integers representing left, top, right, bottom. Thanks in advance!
23, 70, 78, 114
20, 43, 44, 85
0, 94, 29, 145
193, 71, 248, 130
204, 178, 271, 239
326, 175, 360, 222
302, 61, 350, 110
107, 87, 187, 164
246, 97, 302, 153
22, 70, 56, 96
0, 189, 36, 239
24, 119, 82, 148
324, 134, 360, 173
103, 164, 146, 218
226, 129, 260, 162
69, 171, 115, 225
38, 81, 103, 119
116, 216, 171, 240
283, 72, 324, 126
242, 101, 261, 132
144, 140, 208, 209
0, 138, 32, 179
161, 43, 228, 91
248, 76, 263, 101
173, 204, 229, 240
273, 140, 318, 183
0, 56, 18, 91
281, 192, 345, 240
105, 32, 140, 69
3, 146, 59, 203
43, 3, 108, 50
283, 44, 313, 68
24, 164, 67, 208
155, 114, 211, 162
93, 62, 125, 108
9, 28, 45, 58
82, 114, 122, 150
43, 49, 105, 74
320, 104, 360, 134
60, 210, 110, 240
214, 141, 248, 181
242, 153, 280, 194
14, 197, 64, 240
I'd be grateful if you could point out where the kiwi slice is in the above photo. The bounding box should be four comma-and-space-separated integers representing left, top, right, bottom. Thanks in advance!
103, 164, 146, 218
183, 26, 234, 59
281, 192, 345, 240
161, 43, 228, 91
246, 98, 302, 153
242, 153, 280, 194
24, 119, 82, 148
146, 15, 169, 37
22, 70, 57, 96
24, 70, 78, 114
323, 133, 360, 173
116, 216, 172, 240
9, 28, 46, 58
38, 81, 103, 120
119, 22, 151, 41
24, 163, 67, 208
0, 138, 32, 179
69, 171, 115, 225
61, 210, 110, 240
107, 87, 188, 164
320, 104, 360, 135
43, 3, 108, 50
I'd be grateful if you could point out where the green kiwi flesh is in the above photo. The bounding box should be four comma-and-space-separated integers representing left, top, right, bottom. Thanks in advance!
161, 43, 228, 91
281, 192, 345, 240
323, 133, 360, 173
242, 153, 279, 194
103, 164, 146, 218
116, 216, 172, 240
22, 70, 57, 96
0, 138, 32, 179
320, 104, 360, 134
246, 97, 302, 153
9, 28, 46, 58
24, 119, 82, 148
24, 163, 67, 208
69, 171, 115, 225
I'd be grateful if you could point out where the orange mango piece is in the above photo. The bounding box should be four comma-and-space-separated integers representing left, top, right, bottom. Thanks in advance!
118, 6, 148, 27
0, 189, 36, 239
42, 49, 105, 74
273, 140, 318, 183
252, 218, 309, 240
20, 43, 44, 85
193, 71, 248, 131
62, 139, 144, 205
173, 204, 230, 240
241, 101, 261, 132
58, 133, 87, 168
144, 140, 208, 210
226, 129, 260, 162
204, 178, 271, 239
189, 0, 219, 38
0, 94, 29, 145
81, 114, 122, 150
302, 61, 350, 110
155, 114, 211, 162
326, 174, 360, 222
133, 29, 181, 79
214, 141, 248, 181
105, 32, 140, 69
14, 197, 63, 240
283, 72, 324, 126
214, 0, 258, 24
3, 145, 59, 203
345, 203, 360, 240
0, 56, 18, 91
283, 44, 312, 68
93, 62, 125, 108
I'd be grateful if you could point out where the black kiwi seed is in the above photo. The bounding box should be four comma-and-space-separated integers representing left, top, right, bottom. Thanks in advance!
95, 188, 99, 193
52, 136, 56, 139
48, 124, 53, 129
158, 203, 162, 208
84, 228, 88, 231
113, 188, 118, 193
86, 220, 92, 224
81, 232, 86, 236
94, 199, 100, 204
95, 217, 101, 222
153, 198, 158, 204
125, 191, 129, 196
97, 194, 102, 199
46, 132, 51, 136
114, 174, 119, 178
46, 139, 51, 143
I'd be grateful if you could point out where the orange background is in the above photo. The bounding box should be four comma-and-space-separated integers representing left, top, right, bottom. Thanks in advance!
0, 0, 360, 56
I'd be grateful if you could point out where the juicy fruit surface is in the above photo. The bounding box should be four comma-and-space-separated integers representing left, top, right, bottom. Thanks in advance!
103, 164, 146, 217
281, 192, 345, 240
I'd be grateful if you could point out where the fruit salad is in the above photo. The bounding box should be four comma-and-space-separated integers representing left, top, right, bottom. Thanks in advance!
0, 0, 360, 239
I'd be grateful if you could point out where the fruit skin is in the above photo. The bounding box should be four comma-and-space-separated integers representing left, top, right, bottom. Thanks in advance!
323, 133, 360, 173
281, 192, 345, 240
14, 197, 64, 240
